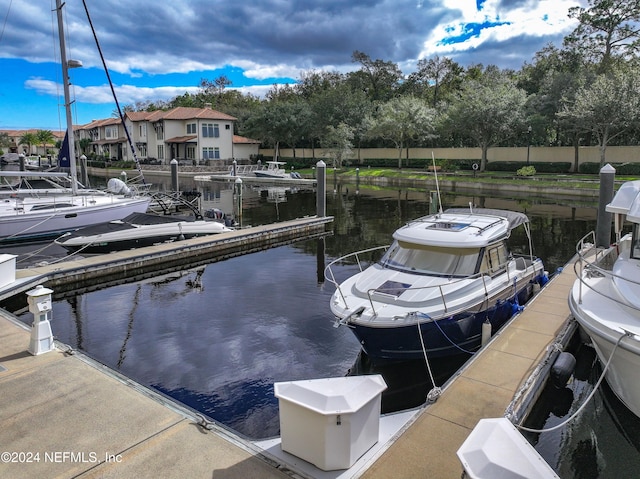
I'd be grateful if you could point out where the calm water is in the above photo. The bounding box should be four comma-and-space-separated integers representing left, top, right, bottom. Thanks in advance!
3, 174, 634, 475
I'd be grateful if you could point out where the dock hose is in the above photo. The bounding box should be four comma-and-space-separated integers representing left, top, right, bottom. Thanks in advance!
516, 330, 634, 433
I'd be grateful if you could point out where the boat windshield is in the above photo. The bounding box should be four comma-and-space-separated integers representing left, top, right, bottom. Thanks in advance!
379, 241, 481, 277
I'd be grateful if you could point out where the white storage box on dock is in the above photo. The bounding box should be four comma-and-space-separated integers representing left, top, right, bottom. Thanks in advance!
0, 254, 17, 288
274, 374, 387, 471
457, 417, 559, 478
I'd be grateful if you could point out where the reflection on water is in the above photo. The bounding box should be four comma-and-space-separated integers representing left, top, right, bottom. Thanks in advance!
524, 344, 640, 478
2, 176, 604, 443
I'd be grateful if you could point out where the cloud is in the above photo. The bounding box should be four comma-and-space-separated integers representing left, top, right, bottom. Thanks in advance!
25, 77, 200, 104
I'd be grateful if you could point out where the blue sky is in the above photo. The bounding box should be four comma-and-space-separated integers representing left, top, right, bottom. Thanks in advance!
0, 0, 586, 131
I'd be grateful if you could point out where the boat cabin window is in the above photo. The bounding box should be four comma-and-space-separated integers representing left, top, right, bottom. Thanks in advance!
379, 241, 481, 277
479, 242, 509, 275
632, 224, 640, 259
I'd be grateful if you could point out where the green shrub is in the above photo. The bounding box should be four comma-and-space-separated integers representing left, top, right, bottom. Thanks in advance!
516, 166, 536, 176
579, 162, 640, 175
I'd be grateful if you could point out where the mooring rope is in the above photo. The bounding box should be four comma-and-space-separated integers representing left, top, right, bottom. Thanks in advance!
417, 322, 442, 403
516, 331, 633, 433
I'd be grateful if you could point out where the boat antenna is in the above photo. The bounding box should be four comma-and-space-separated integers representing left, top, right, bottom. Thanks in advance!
80, 0, 146, 187
431, 151, 443, 214
55, 0, 78, 195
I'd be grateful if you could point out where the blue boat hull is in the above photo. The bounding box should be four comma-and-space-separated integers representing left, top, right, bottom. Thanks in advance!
349, 276, 545, 359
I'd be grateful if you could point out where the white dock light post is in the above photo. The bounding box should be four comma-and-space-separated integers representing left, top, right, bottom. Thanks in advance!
27, 285, 55, 355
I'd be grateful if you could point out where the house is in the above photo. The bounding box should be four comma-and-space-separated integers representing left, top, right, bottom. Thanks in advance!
77, 105, 261, 165
0, 129, 65, 156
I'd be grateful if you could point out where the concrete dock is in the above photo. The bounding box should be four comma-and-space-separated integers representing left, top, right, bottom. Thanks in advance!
0, 251, 577, 478
361, 263, 577, 478
2, 216, 332, 300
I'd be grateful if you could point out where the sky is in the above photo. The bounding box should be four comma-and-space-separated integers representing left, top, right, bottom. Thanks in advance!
0, 0, 587, 131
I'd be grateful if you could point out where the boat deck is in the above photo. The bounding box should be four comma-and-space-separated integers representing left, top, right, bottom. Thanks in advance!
0, 252, 577, 478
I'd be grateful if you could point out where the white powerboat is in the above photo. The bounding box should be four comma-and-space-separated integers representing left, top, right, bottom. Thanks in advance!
254, 161, 301, 179
54, 212, 233, 254
569, 180, 640, 418
326, 207, 548, 359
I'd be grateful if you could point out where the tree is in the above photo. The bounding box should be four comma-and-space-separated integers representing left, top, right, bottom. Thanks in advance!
364, 96, 437, 169
0, 132, 11, 149
565, 0, 640, 71
19, 132, 37, 155
558, 66, 640, 166
244, 99, 313, 155
443, 69, 528, 171
405, 56, 464, 108
320, 123, 354, 168
348, 50, 403, 102
78, 137, 92, 156
34, 130, 55, 157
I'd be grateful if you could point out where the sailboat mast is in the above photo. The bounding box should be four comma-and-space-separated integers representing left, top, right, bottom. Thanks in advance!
56, 0, 78, 195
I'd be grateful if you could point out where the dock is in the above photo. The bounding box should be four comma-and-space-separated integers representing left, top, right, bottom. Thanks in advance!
2, 216, 332, 300
194, 174, 317, 187
361, 262, 577, 478
0, 246, 578, 478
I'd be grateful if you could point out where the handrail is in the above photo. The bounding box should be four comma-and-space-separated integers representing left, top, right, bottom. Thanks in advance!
325, 246, 537, 316
573, 230, 640, 313
324, 245, 390, 309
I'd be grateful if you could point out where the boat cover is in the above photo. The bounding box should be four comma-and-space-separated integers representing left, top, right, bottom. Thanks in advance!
60, 213, 196, 238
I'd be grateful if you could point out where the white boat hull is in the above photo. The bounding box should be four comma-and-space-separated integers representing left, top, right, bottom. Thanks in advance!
0, 196, 151, 243
55, 215, 232, 253
569, 251, 640, 418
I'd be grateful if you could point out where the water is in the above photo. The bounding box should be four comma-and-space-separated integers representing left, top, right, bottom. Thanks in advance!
1, 175, 618, 456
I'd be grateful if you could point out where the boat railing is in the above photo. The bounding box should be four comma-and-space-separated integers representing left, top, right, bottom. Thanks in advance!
324, 245, 390, 308
326, 247, 534, 316
573, 230, 640, 310
365, 269, 496, 317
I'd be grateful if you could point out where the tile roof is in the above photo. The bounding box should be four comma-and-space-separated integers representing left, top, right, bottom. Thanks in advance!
165, 135, 198, 143
233, 135, 261, 144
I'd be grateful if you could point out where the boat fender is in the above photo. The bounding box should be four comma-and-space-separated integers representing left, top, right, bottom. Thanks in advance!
481, 320, 492, 347
550, 351, 576, 389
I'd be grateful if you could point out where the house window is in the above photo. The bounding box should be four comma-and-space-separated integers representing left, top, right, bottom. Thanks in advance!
158, 145, 164, 160
202, 123, 219, 138
225, 124, 230, 130
186, 146, 195, 159
137, 144, 147, 157
202, 147, 220, 159
187, 123, 197, 135
156, 123, 164, 140
139, 124, 147, 137
105, 126, 118, 139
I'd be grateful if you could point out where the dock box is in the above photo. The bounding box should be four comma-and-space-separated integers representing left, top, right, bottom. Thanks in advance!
0, 254, 17, 289
274, 374, 387, 471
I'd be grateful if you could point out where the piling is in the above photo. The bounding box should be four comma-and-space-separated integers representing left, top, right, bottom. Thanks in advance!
596, 164, 615, 248
316, 160, 326, 217
235, 177, 243, 226
170, 158, 179, 192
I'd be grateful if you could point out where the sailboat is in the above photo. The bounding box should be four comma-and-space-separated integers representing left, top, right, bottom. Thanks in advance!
0, 0, 150, 244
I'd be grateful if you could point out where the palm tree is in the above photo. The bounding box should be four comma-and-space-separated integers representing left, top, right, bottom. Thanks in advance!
19, 132, 37, 155
34, 130, 55, 157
